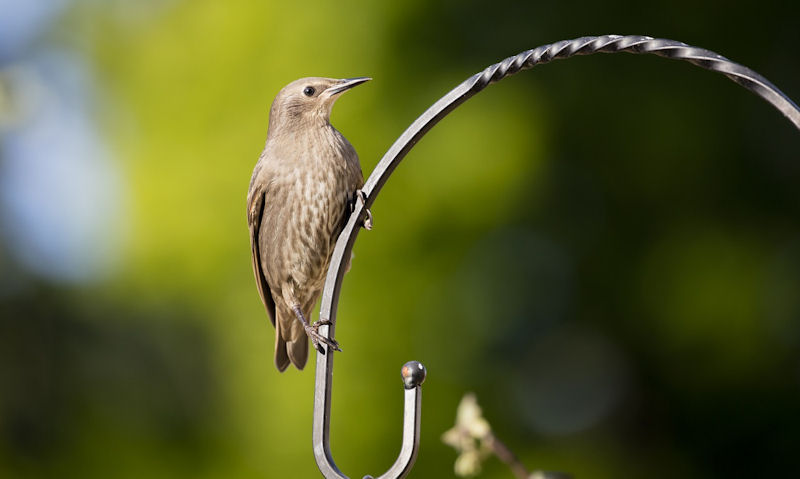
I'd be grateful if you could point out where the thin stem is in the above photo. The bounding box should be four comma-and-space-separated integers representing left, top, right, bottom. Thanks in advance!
487, 432, 530, 479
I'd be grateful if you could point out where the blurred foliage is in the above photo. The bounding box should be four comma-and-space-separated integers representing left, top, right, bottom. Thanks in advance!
1, 0, 800, 478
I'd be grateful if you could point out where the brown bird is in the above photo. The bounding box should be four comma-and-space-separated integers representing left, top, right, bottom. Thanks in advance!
247, 76, 370, 372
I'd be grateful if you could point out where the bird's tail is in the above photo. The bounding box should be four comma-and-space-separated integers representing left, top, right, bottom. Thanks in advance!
274, 327, 290, 372
274, 309, 309, 371
287, 336, 308, 370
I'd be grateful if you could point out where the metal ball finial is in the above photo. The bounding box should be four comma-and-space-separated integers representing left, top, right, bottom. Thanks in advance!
401, 361, 427, 389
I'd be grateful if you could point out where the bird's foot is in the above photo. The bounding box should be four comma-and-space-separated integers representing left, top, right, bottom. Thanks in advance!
292, 305, 342, 354
305, 319, 342, 354
355, 189, 373, 230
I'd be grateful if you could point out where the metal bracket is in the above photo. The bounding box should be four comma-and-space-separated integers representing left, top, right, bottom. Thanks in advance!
311, 35, 800, 479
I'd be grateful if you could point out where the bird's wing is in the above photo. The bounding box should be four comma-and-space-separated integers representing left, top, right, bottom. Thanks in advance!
247, 181, 276, 327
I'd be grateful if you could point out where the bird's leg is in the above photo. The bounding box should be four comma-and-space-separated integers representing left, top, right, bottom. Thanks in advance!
354, 189, 373, 230
292, 304, 341, 354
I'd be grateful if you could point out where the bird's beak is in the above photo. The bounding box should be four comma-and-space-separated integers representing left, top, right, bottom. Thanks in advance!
325, 77, 371, 96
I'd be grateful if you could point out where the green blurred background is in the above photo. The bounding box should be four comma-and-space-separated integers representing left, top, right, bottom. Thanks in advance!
1, 1, 799, 478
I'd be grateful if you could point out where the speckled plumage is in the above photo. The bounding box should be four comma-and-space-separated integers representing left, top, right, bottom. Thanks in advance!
247, 77, 367, 371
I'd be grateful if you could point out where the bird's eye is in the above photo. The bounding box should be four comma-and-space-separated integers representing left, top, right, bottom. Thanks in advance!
303, 86, 316, 97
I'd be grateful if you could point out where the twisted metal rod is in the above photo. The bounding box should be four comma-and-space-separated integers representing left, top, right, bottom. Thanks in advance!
313, 34, 800, 479
475, 35, 800, 128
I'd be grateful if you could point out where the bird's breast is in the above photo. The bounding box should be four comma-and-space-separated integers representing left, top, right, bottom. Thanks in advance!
263, 128, 361, 293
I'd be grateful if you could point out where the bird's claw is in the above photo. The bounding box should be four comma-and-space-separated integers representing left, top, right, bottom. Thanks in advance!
305, 320, 341, 354
355, 189, 373, 230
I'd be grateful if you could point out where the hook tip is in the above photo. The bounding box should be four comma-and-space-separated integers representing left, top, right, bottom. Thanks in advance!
401, 361, 427, 389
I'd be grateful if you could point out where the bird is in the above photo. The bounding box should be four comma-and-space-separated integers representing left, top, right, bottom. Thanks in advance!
247, 76, 371, 372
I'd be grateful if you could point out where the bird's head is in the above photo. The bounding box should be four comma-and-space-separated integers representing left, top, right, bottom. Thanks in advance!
268, 76, 370, 133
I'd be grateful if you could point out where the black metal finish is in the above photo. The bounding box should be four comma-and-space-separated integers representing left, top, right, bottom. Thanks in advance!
312, 35, 800, 479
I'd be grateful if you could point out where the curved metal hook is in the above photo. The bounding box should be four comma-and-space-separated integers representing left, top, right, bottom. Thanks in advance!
313, 358, 426, 479
312, 34, 800, 479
